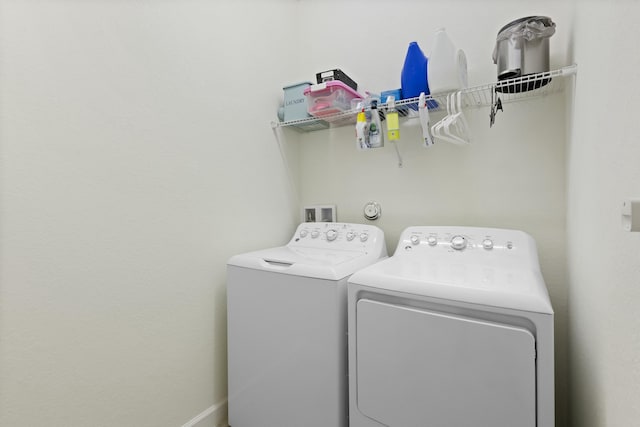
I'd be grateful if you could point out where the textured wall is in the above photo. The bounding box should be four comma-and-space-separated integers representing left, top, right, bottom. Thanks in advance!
0, 1, 298, 426
568, 2, 640, 426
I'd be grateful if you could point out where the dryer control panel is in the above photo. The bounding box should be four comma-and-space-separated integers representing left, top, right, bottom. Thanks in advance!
397, 226, 539, 268
290, 222, 386, 253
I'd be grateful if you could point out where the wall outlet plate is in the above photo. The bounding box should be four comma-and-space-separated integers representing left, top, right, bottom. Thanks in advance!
303, 205, 336, 223
622, 199, 640, 232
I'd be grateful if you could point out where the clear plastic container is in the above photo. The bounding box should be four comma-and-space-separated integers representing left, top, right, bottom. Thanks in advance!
303, 81, 363, 121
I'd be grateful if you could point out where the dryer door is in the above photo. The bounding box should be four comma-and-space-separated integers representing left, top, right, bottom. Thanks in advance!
356, 299, 536, 427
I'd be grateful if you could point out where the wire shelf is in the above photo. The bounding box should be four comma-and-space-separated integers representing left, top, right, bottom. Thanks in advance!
273, 64, 577, 131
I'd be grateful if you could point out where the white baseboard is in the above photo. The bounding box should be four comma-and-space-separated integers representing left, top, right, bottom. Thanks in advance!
181, 398, 228, 427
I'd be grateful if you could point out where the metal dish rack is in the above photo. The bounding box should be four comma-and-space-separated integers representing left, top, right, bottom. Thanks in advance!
272, 64, 577, 131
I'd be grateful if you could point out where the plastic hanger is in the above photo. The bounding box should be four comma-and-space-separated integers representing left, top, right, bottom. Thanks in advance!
432, 91, 471, 145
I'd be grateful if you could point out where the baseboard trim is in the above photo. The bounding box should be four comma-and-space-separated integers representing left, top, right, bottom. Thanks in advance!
181, 398, 228, 427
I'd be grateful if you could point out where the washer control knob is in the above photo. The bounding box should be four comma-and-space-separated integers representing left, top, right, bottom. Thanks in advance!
482, 239, 494, 250
311, 230, 320, 239
360, 232, 369, 242
299, 229, 308, 238
427, 236, 438, 246
326, 229, 338, 241
450, 235, 467, 250
346, 231, 356, 241
410, 235, 420, 245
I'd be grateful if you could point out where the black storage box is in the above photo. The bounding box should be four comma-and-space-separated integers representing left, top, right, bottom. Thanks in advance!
315, 69, 358, 91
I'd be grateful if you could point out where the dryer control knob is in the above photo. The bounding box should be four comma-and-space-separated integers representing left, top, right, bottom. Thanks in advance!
451, 235, 467, 250
360, 232, 369, 242
346, 231, 356, 241
410, 235, 420, 245
482, 239, 494, 250
299, 229, 308, 238
427, 236, 438, 246
311, 230, 320, 239
326, 229, 338, 241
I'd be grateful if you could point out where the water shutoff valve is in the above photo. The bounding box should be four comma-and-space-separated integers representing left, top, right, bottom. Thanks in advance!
363, 201, 381, 221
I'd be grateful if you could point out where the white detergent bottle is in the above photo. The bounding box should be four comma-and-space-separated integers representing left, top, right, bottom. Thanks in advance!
427, 28, 468, 94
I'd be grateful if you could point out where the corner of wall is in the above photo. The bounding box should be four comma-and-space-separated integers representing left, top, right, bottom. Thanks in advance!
181, 399, 228, 427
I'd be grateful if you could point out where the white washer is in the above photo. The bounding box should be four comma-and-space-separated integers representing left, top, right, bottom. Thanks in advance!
348, 226, 554, 427
227, 222, 387, 427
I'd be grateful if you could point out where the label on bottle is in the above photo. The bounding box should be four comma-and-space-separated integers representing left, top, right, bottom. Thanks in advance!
356, 121, 370, 150
369, 122, 383, 148
387, 112, 400, 141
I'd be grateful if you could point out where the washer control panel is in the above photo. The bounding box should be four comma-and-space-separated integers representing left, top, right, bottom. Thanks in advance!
399, 226, 536, 261
291, 222, 385, 251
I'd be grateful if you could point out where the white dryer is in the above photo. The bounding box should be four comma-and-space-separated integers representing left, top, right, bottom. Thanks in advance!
348, 226, 554, 427
227, 222, 387, 427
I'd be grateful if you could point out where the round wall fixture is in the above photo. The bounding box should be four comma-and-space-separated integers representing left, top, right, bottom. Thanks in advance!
363, 201, 382, 221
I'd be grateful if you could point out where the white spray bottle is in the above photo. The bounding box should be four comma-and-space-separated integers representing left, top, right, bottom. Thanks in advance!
419, 92, 434, 147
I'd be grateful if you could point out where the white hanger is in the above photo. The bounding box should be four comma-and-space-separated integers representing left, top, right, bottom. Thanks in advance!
432, 91, 471, 145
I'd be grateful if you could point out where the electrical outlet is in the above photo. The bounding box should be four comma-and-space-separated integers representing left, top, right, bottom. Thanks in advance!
622, 199, 640, 232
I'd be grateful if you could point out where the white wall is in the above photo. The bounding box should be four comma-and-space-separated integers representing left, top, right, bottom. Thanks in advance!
0, 1, 298, 426
294, 0, 572, 424
568, 2, 640, 426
